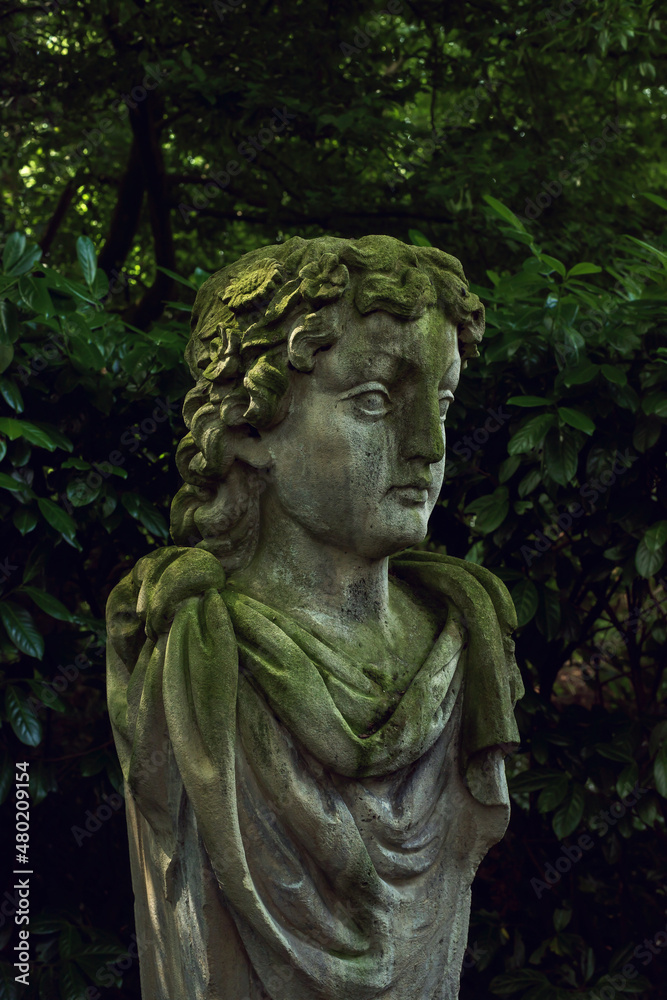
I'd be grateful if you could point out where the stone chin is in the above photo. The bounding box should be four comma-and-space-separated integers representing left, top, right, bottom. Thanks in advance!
296, 494, 436, 562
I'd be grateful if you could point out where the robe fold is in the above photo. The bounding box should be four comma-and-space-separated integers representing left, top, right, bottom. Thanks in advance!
106, 548, 524, 1000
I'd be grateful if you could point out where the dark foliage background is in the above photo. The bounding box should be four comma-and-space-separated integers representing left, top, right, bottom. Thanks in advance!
1, 0, 666, 997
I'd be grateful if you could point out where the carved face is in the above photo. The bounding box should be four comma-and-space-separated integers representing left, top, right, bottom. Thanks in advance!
255, 297, 461, 560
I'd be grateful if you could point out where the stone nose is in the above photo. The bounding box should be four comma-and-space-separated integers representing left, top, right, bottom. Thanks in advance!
400, 394, 445, 465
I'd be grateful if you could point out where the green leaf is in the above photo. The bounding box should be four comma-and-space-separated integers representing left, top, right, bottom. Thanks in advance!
32, 421, 73, 452
544, 429, 579, 486
518, 467, 541, 497
163, 299, 194, 312
37, 497, 81, 549
12, 244, 43, 277
465, 486, 509, 534
641, 391, 667, 418
643, 192, 667, 212
20, 586, 76, 622
59, 923, 85, 961
5, 684, 42, 745
558, 406, 595, 435
154, 265, 198, 290
12, 507, 38, 535
80, 750, 108, 777
536, 586, 562, 641
623, 235, 667, 269
62, 457, 92, 470
408, 228, 431, 246
29, 760, 57, 805
92, 268, 109, 298
509, 768, 564, 794
0, 417, 72, 452
553, 907, 572, 931
43, 268, 98, 305
2, 233, 26, 272
2, 235, 41, 277
649, 720, 667, 757
18, 275, 55, 316
633, 415, 661, 453
635, 537, 665, 579
121, 492, 169, 539
508, 768, 562, 794
0, 376, 23, 413
28, 676, 67, 712
508, 414, 556, 454
507, 396, 552, 407
0, 601, 44, 659
537, 253, 566, 277
616, 761, 639, 799
654, 744, 667, 798
0, 471, 30, 493
596, 742, 634, 763
76, 235, 97, 286
0, 300, 19, 343
565, 262, 602, 277
490, 969, 548, 995
601, 364, 627, 387
0, 756, 12, 805
562, 362, 600, 386
537, 775, 569, 812
59, 960, 90, 1000
66, 478, 101, 507
22, 545, 47, 584
637, 793, 659, 827
644, 521, 667, 553
192, 266, 211, 288
552, 783, 585, 838
66, 330, 106, 371
483, 194, 526, 232
498, 455, 521, 483
581, 945, 595, 982
0, 962, 18, 1000
511, 579, 539, 626
0, 342, 14, 373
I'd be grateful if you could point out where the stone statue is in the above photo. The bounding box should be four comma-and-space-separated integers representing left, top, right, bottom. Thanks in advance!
106, 235, 524, 1000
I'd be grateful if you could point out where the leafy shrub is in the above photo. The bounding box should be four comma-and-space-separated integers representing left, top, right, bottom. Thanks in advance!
1, 208, 665, 997
0, 234, 199, 998
446, 196, 667, 1000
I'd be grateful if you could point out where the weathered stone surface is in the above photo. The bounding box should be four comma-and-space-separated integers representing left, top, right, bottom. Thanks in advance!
106, 235, 524, 999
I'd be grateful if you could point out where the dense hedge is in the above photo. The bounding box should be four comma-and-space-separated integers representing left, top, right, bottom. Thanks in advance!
0, 200, 666, 997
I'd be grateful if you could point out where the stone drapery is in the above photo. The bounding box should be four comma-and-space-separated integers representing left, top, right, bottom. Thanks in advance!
106, 549, 524, 999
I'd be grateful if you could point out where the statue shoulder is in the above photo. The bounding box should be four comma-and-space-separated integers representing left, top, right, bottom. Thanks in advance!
389, 549, 517, 633
106, 546, 227, 668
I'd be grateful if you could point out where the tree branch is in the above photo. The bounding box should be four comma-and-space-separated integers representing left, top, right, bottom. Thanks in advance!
39, 177, 77, 258
98, 135, 145, 282
122, 91, 176, 329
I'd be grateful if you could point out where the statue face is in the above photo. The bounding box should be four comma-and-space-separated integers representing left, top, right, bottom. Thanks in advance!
255, 298, 461, 560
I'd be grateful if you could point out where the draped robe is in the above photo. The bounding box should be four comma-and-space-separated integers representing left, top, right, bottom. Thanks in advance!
106, 548, 524, 1000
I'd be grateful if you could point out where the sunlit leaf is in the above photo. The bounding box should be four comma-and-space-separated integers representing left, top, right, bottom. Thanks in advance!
76, 235, 98, 287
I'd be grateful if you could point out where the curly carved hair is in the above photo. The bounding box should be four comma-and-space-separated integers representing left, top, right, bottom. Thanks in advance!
170, 234, 485, 571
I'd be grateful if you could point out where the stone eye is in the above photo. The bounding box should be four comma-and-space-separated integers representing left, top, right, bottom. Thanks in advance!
355, 390, 389, 416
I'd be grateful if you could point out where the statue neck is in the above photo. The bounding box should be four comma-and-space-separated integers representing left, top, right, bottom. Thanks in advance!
227, 497, 392, 635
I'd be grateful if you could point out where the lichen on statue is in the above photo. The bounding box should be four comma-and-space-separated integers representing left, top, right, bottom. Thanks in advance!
106, 234, 524, 1000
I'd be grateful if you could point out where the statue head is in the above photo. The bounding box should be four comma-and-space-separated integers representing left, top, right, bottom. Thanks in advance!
169, 235, 485, 571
